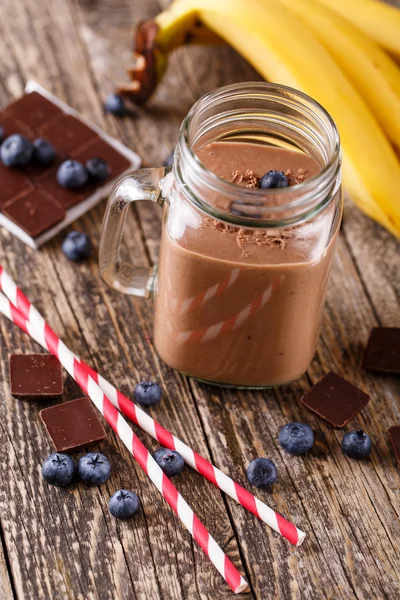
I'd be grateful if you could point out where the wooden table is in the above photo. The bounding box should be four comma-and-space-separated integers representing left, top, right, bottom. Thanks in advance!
0, 1, 399, 598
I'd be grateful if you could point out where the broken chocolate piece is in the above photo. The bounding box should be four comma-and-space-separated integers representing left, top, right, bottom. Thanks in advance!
363, 327, 400, 375
388, 426, 400, 468
5, 91, 62, 132
40, 397, 106, 452
2, 189, 65, 237
10, 354, 63, 399
38, 114, 98, 157
301, 372, 370, 428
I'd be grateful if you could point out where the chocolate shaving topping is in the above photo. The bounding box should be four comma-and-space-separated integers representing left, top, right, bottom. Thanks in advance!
202, 217, 303, 256
228, 167, 309, 188
229, 170, 243, 185
284, 168, 309, 185
202, 163, 312, 256
228, 169, 259, 188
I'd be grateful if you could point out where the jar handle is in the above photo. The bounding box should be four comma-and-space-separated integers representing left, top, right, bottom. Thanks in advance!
99, 166, 171, 298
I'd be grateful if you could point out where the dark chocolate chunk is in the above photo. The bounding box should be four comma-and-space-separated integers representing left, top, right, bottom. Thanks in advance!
38, 114, 98, 157
363, 328, 400, 375
72, 137, 131, 181
5, 91, 63, 132
37, 168, 95, 209
388, 426, 400, 468
300, 372, 370, 428
10, 354, 63, 399
0, 111, 33, 139
0, 164, 34, 208
2, 189, 65, 237
40, 397, 106, 452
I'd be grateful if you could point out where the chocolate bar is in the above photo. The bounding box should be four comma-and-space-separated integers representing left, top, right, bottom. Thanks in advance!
363, 327, 400, 375
10, 354, 63, 399
0, 81, 140, 248
4, 90, 63, 132
0, 112, 33, 139
2, 189, 65, 237
72, 137, 131, 182
38, 113, 98, 158
40, 397, 106, 452
0, 164, 34, 208
300, 372, 370, 428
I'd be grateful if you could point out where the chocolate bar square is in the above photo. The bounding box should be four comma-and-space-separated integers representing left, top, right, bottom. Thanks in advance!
5, 91, 63, 132
10, 354, 63, 399
72, 137, 132, 181
2, 189, 65, 237
40, 397, 106, 452
0, 112, 33, 139
363, 328, 400, 375
300, 372, 370, 428
37, 168, 95, 209
38, 114, 98, 157
0, 164, 34, 208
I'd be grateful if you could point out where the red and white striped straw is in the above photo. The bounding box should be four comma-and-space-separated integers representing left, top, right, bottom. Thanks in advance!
173, 268, 240, 315
0, 266, 305, 546
171, 277, 282, 345
0, 274, 248, 595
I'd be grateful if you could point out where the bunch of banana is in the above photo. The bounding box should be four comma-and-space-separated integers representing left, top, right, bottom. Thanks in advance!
118, 0, 400, 237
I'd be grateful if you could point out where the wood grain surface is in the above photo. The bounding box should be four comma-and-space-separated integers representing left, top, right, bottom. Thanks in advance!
0, 0, 399, 598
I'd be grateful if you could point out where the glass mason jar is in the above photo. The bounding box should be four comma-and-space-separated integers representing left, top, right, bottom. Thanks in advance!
100, 82, 342, 388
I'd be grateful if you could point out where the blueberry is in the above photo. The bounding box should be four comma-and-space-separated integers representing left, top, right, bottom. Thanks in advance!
259, 170, 289, 189
0, 134, 33, 167
0, 127, 4, 144
57, 159, 88, 188
342, 430, 372, 460
109, 489, 141, 520
153, 448, 185, 477
246, 458, 277, 488
62, 231, 92, 261
78, 453, 111, 486
32, 138, 56, 166
42, 453, 75, 487
86, 157, 111, 182
134, 381, 162, 407
104, 94, 126, 117
278, 422, 314, 455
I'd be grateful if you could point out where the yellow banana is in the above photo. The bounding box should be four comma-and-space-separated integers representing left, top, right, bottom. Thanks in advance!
120, 0, 400, 235
312, 0, 400, 57
155, 0, 400, 235
275, 0, 400, 150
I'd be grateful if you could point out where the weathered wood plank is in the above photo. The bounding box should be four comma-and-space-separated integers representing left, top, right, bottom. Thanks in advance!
0, 536, 14, 600
0, 1, 249, 598
0, 0, 399, 598
74, 1, 400, 598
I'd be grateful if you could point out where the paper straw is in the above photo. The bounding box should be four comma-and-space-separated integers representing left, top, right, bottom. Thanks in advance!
0, 279, 248, 594
172, 277, 282, 345
0, 266, 305, 546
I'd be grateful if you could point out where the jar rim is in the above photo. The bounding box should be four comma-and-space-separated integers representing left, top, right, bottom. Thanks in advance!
176, 81, 341, 227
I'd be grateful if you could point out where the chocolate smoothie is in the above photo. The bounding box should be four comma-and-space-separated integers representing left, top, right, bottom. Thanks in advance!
154, 142, 339, 386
